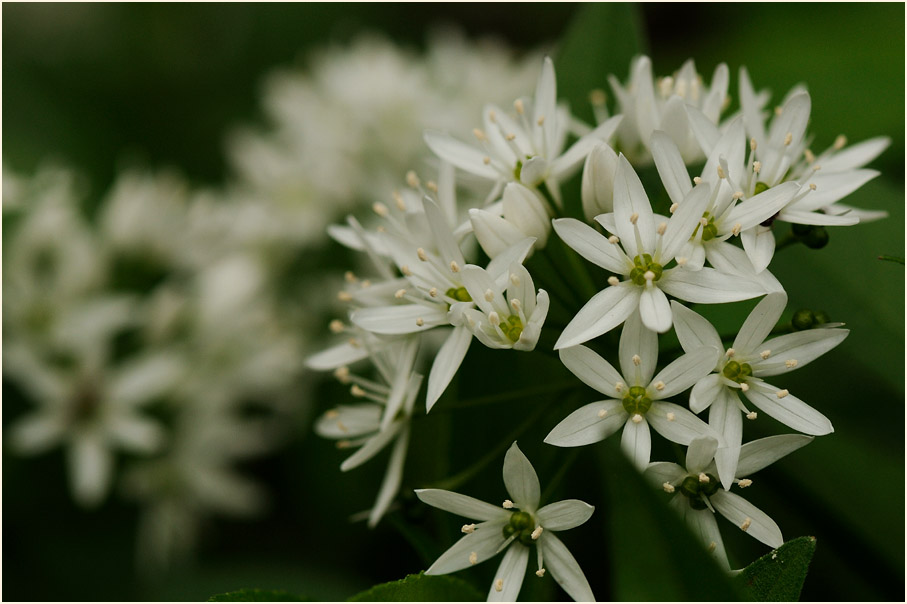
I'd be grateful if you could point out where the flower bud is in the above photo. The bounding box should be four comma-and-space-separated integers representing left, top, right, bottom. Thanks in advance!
581, 142, 619, 221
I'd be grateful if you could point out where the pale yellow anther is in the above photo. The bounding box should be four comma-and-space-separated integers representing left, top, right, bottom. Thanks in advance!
360, 279, 372, 289
608, 235, 620, 244
372, 202, 389, 217
514, 99, 525, 115
785, 359, 798, 368
503, 500, 514, 509
663, 482, 675, 493
376, 225, 386, 233
805, 149, 816, 163
429, 287, 438, 297
484, 289, 495, 302
393, 192, 407, 211
629, 212, 639, 225
746, 411, 758, 420
401, 265, 413, 276
739, 382, 750, 392
394, 289, 406, 299
531, 526, 543, 540
462, 524, 476, 534
632, 354, 642, 366
760, 350, 771, 359
676, 257, 688, 266
666, 412, 676, 422
809, 183, 817, 191
750, 138, 758, 152
738, 478, 753, 488
338, 291, 353, 302
732, 191, 744, 200
510, 273, 521, 286
657, 222, 667, 235
469, 551, 478, 565
473, 128, 487, 142
608, 276, 620, 287
615, 382, 625, 392
717, 165, 726, 179
598, 408, 608, 418
351, 385, 366, 397
488, 311, 500, 325
669, 203, 679, 214
483, 156, 491, 165
348, 337, 362, 348
699, 472, 710, 483
406, 170, 420, 188
644, 270, 656, 281
708, 542, 717, 553
333, 367, 350, 383
774, 106, 783, 117
415, 317, 425, 327
753, 161, 762, 174
834, 134, 847, 150
784, 132, 793, 146
329, 319, 345, 333
732, 223, 742, 236
740, 517, 752, 532
325, 409, 340, 419
450, 261, 460, 273
631, 413, 643, 424
535, 569, 546, 578
726, 348, 736, 357
337, 440, 352, 449
700, 217, 709, 227
344, 271, 357, 283
655, 381, 665, 391
426, 180, 438, 193
489, 109, 497, 122
417, 248, 428, 261
776, 389, 790, 399
693, 176, 703, 185
589, 88, 607, 105
495, 579, 504, 592
813, 164, 822, 172
510, 299, 522, 312
505, 133, 516, 141
537, 116, 545, 127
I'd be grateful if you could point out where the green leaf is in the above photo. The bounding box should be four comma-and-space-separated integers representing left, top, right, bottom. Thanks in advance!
347, 572, 482, 602
599, 447, 745, 601
208, 588, 306, 601
735, 536, 817, 601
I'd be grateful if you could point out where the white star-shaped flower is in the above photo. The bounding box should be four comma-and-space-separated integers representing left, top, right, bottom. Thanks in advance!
416, 442, 595, 602
546, 310, 719, 469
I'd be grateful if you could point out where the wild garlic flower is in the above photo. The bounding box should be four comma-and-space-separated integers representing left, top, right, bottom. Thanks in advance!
607, 56, 729, 164
546, 311, 719, 469
425, 56, 622, 206
416, 442, 595, 602
553, 154, 765, 347
646, 434, 812, 571
671, 293, 843, 488
469, 181, 553, 257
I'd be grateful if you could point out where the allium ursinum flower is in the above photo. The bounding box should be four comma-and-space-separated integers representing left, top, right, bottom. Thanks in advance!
416, 442, 595, 602
606, 56, 729, 164
546, 310, 719, 469
650, 123, 799, 279
552, 155, 766, 347
646, 434, 813, 571
316, 339, 424, 527
579, 141, 619, 221
425, 56, 622, 207
469, 181, 553, 257
671, 293, 843, 488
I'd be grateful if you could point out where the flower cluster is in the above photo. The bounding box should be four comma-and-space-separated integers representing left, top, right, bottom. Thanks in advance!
307, 52, 887, 598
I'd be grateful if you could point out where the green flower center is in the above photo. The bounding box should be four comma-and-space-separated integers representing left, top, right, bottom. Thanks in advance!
445, 286, 472, 302
513, 159, 523, 181
753, 181, 770, 196
678, 473, 721, 509
722, 361, 753, 383
498, 314, 524, 343
621, 385, 652, 415
692, 212, 719, 242
629, 254, 663, 286
502, 510, 537, 546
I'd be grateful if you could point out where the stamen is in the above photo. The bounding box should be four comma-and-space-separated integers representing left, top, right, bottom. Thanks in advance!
785, 359, 798, 368
607, 276, 620, 286
393, 191, 407, 211
753, 161, 762, 174
344, 271, 357, 283
598, 408, 608, 418
644, 270, 656, 281
450, 261, 460, 273
776, 389, 789, 399
739, 383, 750, 392
537, 116, 545, 127
731, 223, 742, 236
656, 222, 667, 235
531, 526, 543, 540
401, 265, 413, 276
514, 99, 525, 115
348, 338, 361, 348
615, 382, 625, 392
654, 381, 665, 391
834, 134, 847, 150
417, 248, 428, 261
394, 289, 406, 299
473, 128, 487, 142
488, 109, 497, 123
774, 106, 783, 116
666, 412, 676, 422
784, 132, 793, 146
325, 409, 340, 419
469, 551, 478, 565
663, 482, 675, 493
750, 138, 757, 152
510, 273, 521, 286
483, 156, 491, 165
760, 350, 771, 359
535, 569, 546, 578
746, 411, 758, 420
415, 317, 424, 327
334, 367, 350, 383
740, 517, 752, 532
669, 203, 678, 214
589, 89, 607, 106
351, 385, 366, 397
726, 348, 735, 357
700, 217, 709, 227
488, 311, 500, 325
495, 579, 504, 592
717, 165, 726, 179
693, 176, 703, 185
484, 289, 495, 302
708, 542, 717, 553
805, 149, 816, 163
737, 479, 753, 488
429, 287, 438, 297
631, 414, 643, 424
676, 257, 688, 266
699, 473, 710, 483
632, 354, 642, 366
732, 191, 744, 200
329, 319, 345, 333
503, 500, 514, 509
809, 183, 817, 191
608, 235, 620, 244
462, 524, 476, 534
505, 133, 516, 141
406, 171, 420, 188
372, 202, 389, 217
629, 212, 639, 225
510, 299, 522, 312
338, 291, 353, 302
360, 279, 371, 288
337, 440, 351, 449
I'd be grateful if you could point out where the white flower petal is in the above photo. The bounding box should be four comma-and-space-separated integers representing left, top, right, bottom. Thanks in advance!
768, 91, 810, 150
705, 240, 784, 293
487, 237, 536, 284
618, 309, 658, 384
638, 285, 673, 333
416, 489, 512, 522
670, 300, 723, 359
820, 136, 890, 172
685, 507, 731, 571
733, 292, 788, 355
735, 434, 814, 477
503, 442, 541, 511
661, 183, 711, 261
644, 462, 686, 487
743, 382, 833, 435
424, 130, 499, 179
488, 543, 529, 602
351, 304, 448, 335
554, 284, 640, 349
740, 226, 776, 274
702, 63, 729, 123
790, 170, 880, 211
659, 266, 765, 304
503, 183, 550, 244
559, 345, 624, 398
427, 326, 473, 411
725, 181, 799, 232
368, 424, 410, 527
108, 416, 166, 453
316, 405, 381, 439
621, 416, 651, 469
690, 373, 723, 414
470, 208, 530, 259
703, 117, 745, 186
685, 435, 719, 474
684, 104, 721, 156
651, 131, 692, 206
537, 500, 595, 531
552, 217, 628, 274
581, 142, 619, 220
648, 401, 715, 446
709, 391, 743, 490
544, 400, 628, 447
651, 346, 718, 399
538, 531, 595, 602
423, 196, 465, 267
754, 328, 848, 376
340, 421, 403, 472
69, 435, 113, 507
425, 521, 510, 574
520, 156, 549, 187
553, 116, 624, 180
613, 155, 655, 259
777, 209, 860, 226
107, 353, 183, 407
710, 490, 783, 548
8, 413, 66, 454
738, 66, 766, 144
305, 340, 370, 370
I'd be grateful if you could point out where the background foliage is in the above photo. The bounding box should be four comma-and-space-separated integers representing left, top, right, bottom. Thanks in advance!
3, 3, 903, 601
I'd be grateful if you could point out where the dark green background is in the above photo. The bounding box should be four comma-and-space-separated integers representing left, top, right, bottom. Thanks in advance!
4, 3, 904, 601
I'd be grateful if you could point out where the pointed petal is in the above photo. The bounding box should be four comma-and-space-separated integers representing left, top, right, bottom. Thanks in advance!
639, 285, 673, 333
621, 416, 651, 469
736, 434, 814, 477
740, 226, 776, 274
709, 391, 743, 490
552, 116, 624, 180
659, 266, 765, 304
416, 489, 511, 522
685, 104, 721, 156
425, 521, 510, 574
503, 183, 550, 244
778, 209, 860, 226
651, 346, 719, 399
69, 435, 113, 507
619, 309, 658, 384
690, 373, 723, 414
488, 543, 529, 602
427, 326, 473, 411
821, 136, 890, 172
644, 462, 686, 487
340, 422, 402, 471
685, 507, 731, 571
368, 424, 410, 527
733, 292, 788, 354
107, 353, 182, 407
613, 155, 655, 259
581, 142, 619, 220
710, 490, 783, 548
537, 500, 595, 531
315, 405, 381, 439
544, 400, 628, 447
503, 442, 541, 511
108, 416, 166, 453
470, 208, 528, 259
651, 131, 692, 206
685, 435, 720, 474
769, 92, 810, 149
423, 196, 465, 267
424, 130, 499, 179
661, 182, 712, 261
559, 345, 624, 398
305, 340, 371, 370
351, 304, 448, 334
552, 217, 628, 274
534, 57, 558, 155
725, 181, 799, 232
705, 239, 784, 293
754, 328, 848, 376
744, 382, 833, 435
554, 284, 640, 349
670, 300, 723, 358
648, 402, 715, 446
738, 66, 766, 144
538, 532, 595, 602
8, 413, 66, 454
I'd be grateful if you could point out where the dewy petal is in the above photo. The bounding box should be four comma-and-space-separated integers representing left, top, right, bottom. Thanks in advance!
619, 309, 658, 384
554, 283, 640, 349
545, 400, 628, 447
647, 401, 715, 446
559, 345, 624, 398
503, 442, 541, 511
651, 130, 692, 206
740, 226, 776, 274
424, 130, 499, 180
426, 325, 473, 412
659, 266, 765, 304
743, 382, 833, 436
710, 490, 783, 549
639, 285, 673, 333
690, 373, 723, 414
735, 434, 814, 477
621, 416, 651, 470
613, 155, 656, 259
670, 300, 723, 360
724, 182, 799, 232
425, 521, 510, 575
733, 292, 788, 355
552, 217, 628, 274
820, 136, 890, 172
709, 390, 743, 490
488, 543, 529, 602
650, 346, 718, 399
416, 489, 511, 522
754, 328, 848, 376
368, 424, 410, 528
685, 507, 731, 571
537, 500, 595, 531
538, 531, 595, 602
351, 304, 448, 335
685, 435, 720, 474
660, 183, 711, 262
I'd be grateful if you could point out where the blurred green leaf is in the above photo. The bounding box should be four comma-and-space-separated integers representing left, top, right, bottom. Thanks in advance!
208, 588, 306, 601
599, 447, 744, 601
736, 536, 816, 601
347, 572, 482, 602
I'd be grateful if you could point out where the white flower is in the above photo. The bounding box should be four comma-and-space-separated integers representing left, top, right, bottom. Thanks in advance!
580, 142, 619, 221
671, 292, 844, 488
553, 154, 765, 347
425, 56, 622, 205
608, 56, 729, 164
646, 434, 812, 570
546, 311, 719, 469
469, 182, 553, 257
416, 442, 595, 602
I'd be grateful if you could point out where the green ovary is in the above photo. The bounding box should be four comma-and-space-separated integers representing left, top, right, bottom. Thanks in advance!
678, 473, 720, 509
692, 212, 719, 242
446, 286, 472, 302
621, 385, 652, 415
502, 510, 537, 546
629, 254, 664, 286
753, 181, 770, 196
498, 314, 523, 343
722, 361, 753, 383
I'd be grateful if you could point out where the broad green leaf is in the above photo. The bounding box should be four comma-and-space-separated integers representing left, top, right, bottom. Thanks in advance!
735, 536, 817, 601
347, 572, 482, 602
598, 446, 744, 601
208, 588, 306, 601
